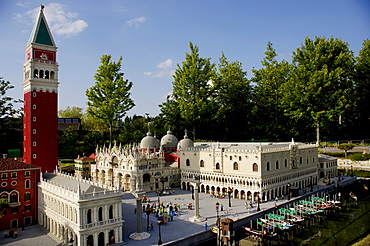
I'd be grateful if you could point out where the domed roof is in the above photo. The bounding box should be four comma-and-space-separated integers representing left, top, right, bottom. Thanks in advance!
177, 131, 194, 150
140, 132, 160, 149
161, 130, 178, 148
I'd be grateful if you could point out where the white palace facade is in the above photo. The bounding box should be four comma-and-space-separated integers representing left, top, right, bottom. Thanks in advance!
180, 139, 320, 202
38, 171, 123, 246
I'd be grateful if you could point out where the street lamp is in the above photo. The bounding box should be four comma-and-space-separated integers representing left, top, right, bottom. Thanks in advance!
287, 183, 291, 200
215, 202, 220, 246
256, 193, 260, 211
227, 187, 233, 208
145, 206, 152, 231
310, 176, 313, 192
158, 219, 163, 245
21, 209, 25, 230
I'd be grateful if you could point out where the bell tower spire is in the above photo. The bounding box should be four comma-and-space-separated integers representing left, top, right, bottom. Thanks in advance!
23, 5, 59, 172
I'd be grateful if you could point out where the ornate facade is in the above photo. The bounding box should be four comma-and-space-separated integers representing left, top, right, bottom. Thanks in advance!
38, 171, 123, 246
180, 139, 319, 202
91, 130, 182, 193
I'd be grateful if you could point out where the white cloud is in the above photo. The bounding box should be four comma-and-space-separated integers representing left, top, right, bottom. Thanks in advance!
21, 3, 88, 38
16, 2, 29, 8
157, 59, 173, 69
126, 17, 146, 27
145, 59, 175, 78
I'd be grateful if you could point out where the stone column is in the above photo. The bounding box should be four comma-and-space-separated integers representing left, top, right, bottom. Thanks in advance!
189, 175, 206, 222
129, 190, 151, 240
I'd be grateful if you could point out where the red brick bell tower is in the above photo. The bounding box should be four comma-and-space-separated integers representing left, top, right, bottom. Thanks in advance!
23, 5, 59, 173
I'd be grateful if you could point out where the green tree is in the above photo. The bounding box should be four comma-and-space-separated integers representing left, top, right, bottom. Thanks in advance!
251, 42, 292, 140
0, 197, 10, 218
354, 40, 370, 137
58, 106, 84, 118
58, 126, 79, 158
212, 53, 252, 141
0, 77, 23, 155
0, 77, 22, 118
86, 55, 135, 144
281, 37, 355, 144
166, 42, 216, 140
337, 143, 355, 159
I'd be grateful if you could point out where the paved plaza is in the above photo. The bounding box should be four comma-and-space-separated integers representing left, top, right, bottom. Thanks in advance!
0, 179, 350, 246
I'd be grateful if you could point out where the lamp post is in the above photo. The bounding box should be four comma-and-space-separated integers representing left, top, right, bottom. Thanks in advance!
287, 183, 291, 200
256, 193, 260, 211
227, 187, 233, 208
310, 176, 313, 192
215, 202, 220, 246
21, 209, 25, 230
145, 206, 152, 231
158, 219, 163, 245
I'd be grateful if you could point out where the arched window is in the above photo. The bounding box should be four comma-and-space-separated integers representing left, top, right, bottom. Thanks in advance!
229, 156, 232, 160
186, 159, 190, 166
275, 160, 279, 169
233, 162, 238, 170
50, 71, 55, 79
300, 157, 302, 164
267, 162, 270, 171
34, 69, 38, 77
98, 207, 103, 221
45, 70, 49, 79
284, 159, 288, 167
109, 205, 113, 219
253, 163, 258, 172
39, 70, 44, 78
87, 209, 92, 223
200, 160, 204, 167
24, 192, 31, 201
25, 180, 30, 189
10, 193, 18, 203
215, 163, 220, 170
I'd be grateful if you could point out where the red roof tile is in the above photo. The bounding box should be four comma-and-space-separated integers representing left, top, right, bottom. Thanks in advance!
0, 158, 40, 171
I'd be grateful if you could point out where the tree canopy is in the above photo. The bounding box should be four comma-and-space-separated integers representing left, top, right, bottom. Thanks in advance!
280, 37, 355, 144
86, 55, 135, 144
163, 42, 216, 140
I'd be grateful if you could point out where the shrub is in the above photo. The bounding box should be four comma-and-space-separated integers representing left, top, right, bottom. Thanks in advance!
349, 152, 370, 161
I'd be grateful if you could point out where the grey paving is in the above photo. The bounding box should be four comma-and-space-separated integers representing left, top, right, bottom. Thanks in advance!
0, 224, 61, 246
0, 177, 353, 246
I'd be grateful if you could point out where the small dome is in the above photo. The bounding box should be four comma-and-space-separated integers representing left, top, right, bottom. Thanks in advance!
161, 130, 178, 148
177, 131, 193, 150
140, 132, 160, 149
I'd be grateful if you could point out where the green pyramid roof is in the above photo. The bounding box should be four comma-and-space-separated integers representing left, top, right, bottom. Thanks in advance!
27, 7, 55, 47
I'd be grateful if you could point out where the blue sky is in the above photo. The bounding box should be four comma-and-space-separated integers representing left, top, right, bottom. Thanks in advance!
1, 0, 369, 117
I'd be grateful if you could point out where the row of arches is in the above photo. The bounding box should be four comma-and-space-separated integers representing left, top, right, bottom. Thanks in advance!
181, 176, 317, 202
39, 212, 118, 246
42, 193, 77, 223
33, 69, 55, 79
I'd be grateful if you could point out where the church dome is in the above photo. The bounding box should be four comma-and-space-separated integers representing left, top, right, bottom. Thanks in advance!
177, 131, 194, 150
140, 132, 160, 149
161, 130, 178, 148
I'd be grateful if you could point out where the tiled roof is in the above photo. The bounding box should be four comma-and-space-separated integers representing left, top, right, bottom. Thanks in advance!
0, 159, 40, 171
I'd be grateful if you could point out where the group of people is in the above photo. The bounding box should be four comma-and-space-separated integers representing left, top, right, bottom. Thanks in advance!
3, 228, 17, 238
139, 199, 182, 227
